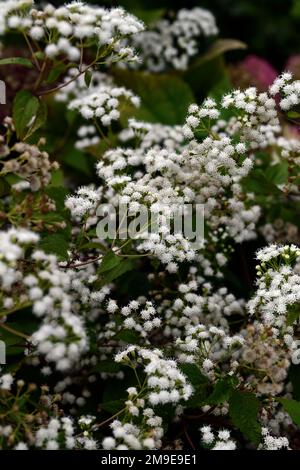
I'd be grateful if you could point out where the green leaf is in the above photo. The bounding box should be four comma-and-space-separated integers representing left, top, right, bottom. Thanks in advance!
195, 39, 247, 66
39, 233, 69, 260
265, 162, 289, 185
62, 144, 92, 176
289, 366, 300, 401
84, 70, 93, 88
242, 169, 283, 195
45, 186, 69, 212
287, 110, 300, 119
100, 257, 135, 285
46, 62, 66, 84
0, 177, 10, 197
208, 376, 237, 405
0, 57, 33, 68
278, 398, 300, 427
93, 360, 121, 373
98, 251, 122, 273
179, 364, 210, 408
112, 69, 194, 125
101, 399, 125, 414
13, 90, 39, 139
179, 363, 209, 387
12, 91, 47, 140
27, 98, 47, 137
114, 329, 141, 344
229, 391, 261, 445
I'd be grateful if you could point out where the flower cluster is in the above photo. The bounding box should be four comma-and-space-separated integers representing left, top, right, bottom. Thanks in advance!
126, 7, 218, 72
2, 1, 144, 64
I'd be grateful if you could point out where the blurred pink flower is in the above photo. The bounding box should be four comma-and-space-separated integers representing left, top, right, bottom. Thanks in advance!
285, 55, 300, 79
229, 54, 277, 91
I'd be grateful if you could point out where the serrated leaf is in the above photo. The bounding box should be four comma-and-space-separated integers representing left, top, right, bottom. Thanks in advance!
0, 57, 33, 68
39, 234, 69, 260
229, 391, 261, 445
179, 363, 209, 387
208, 376, 237, 405
100, 257, 135, 284
278, 398, 300, 427
179, 364, 210, 408
98, 251, 121, 274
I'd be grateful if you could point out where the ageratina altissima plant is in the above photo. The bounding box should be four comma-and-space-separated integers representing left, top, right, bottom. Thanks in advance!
2, 0, 300, 452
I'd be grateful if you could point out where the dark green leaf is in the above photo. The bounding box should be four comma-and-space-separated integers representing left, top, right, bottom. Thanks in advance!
114, 329, 140, 344
0, 177, 10, 197
93, 360, 121, 373
101, 399, 125, 414
98, 251, 122, 273
112, 69, 194, 125
289, 366, 300, 401
278, 398, 300, 427
100, 257, 135, 284
208, 376, 237, 405
46, 62, 66, 84
229, 391, 261, 445
39, 233, 69, 260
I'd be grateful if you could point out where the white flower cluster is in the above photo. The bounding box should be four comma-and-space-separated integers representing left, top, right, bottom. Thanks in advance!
0, 372, 13, 391
200, 426, 236, 450
175, 324, 244, 379
103, 408, 163, 450
269, 72, 300, 111
68, 84, 140, 125
248, 244, 300, 365
184, 88, 280, 150
111, 299, 161, 339
65, 186, 102, 220
115, 346, 193, 406
35, 417, 75, 450
2, 1, 144, 63
258, 427, 290, 450
160, 274, 244, 337
126, 7, 218, 72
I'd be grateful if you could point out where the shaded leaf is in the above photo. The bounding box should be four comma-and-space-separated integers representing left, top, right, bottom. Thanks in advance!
278, 398, 300, 427
229, 391, 261, 445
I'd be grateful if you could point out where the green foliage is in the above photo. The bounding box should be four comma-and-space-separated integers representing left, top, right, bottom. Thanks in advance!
0, 57, 33, 68
13, 91, 47, 140
277, 398, 300, 427
112, 69, 195, 125
229, 391, 262, 446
